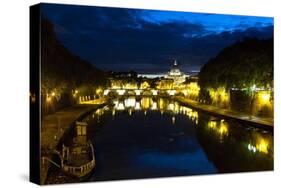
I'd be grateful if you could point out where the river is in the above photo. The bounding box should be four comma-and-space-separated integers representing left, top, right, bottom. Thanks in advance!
46, 96, 273, 184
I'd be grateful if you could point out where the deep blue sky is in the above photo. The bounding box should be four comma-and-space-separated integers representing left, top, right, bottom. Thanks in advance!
42, 3, 273, 73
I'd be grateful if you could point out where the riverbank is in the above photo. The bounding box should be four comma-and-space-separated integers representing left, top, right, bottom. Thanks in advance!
40, 101, 106, 184
175, 96, 273, 128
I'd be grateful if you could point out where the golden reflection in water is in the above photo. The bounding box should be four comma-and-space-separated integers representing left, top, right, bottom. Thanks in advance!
248, 134, 270, 154
158, 98, 165, 111
218, 120, 228, 137
208, 120, 217, 129
207, 119, 229, 137
175, 102, 180, 114
256, 138, 269, 154
111, 97, 199, 124
256, 91, 271, 106
141, 97, 151, 109
180, 106, 198, 124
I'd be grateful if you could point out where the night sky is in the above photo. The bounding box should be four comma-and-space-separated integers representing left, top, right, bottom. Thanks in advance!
42, 3, 273, 73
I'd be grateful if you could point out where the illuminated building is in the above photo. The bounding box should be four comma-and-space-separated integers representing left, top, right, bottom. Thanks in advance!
138, 60, 189, 84
165, 60, 188, 84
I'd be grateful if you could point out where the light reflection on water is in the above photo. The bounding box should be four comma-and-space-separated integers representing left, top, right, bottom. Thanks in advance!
111, 97, 199, 124
46, 97, 273, 183
86, 97, 273, 180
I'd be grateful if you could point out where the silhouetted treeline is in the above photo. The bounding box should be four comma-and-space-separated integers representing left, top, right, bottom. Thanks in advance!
199, 38, 273, 90
41, 19, 107, 115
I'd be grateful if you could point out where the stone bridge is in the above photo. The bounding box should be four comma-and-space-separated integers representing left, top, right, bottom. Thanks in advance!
103, 88, 182, 96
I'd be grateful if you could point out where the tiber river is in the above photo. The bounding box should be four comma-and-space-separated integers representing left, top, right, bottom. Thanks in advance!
46, 97, 273, 184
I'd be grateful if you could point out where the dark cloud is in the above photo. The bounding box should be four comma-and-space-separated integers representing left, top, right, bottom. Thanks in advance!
42, 3, 273, 73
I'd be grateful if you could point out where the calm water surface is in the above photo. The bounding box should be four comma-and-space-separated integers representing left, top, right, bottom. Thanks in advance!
46, 97, 273, 183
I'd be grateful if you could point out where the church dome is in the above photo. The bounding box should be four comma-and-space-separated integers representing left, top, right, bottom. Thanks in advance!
169, 60, 182, 76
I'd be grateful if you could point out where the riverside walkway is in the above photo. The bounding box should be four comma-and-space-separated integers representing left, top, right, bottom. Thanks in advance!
175, 96, 273, 128
40, 99, 106, 184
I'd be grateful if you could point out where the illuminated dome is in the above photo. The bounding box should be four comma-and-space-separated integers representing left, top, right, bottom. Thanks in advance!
169, 60, 182, 76
165, 60, 187, 84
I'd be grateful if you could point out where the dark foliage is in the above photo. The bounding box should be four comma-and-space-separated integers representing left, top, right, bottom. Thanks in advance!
41, 18, 107, 95
199, 38, 273, 90
41, 19, 107, 115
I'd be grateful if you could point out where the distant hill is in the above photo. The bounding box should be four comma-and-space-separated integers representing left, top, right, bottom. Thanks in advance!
41, 19, 106, 95
199, 38, 273, 90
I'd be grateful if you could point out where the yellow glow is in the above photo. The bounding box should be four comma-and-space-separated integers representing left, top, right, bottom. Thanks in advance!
208, 120, 216, 129
174, 102, 180, 113
140, 81, 150, 89
181, 106, 198, 121
186, 82, 200, 98
158, 98, 165, 110
95, 109, 104, 116
207, 119, 229, 137
209, 87, 229, 107
218, 122, 228, 136
73, 89, 79, 97
46, 96, 52, 103
189, 111, 198, 121
79, 98, 106, 104
181, 90, 188, 96
96, 88, 103, 95
261, 93, 270, 101
110, 80, 121, 89
141, 97, 151, 109
168, 103, 175, 111
156, 80, 173, 90
256, 138, 269, 154
51, 92, 56, 97
124, 83, 138, 89
257, 91, 271, 106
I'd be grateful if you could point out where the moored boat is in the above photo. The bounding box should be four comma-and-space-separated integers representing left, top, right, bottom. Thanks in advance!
61, 121, 95, 179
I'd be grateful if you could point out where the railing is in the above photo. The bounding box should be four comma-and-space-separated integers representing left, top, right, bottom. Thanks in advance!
42, 156, 61, 168
62, 159, 95, 176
